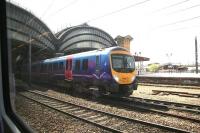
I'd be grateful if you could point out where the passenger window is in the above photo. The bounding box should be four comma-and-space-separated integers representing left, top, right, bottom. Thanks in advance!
96, 56, 99, 66
59, 62, 63, 69
82, 59, 88, 71
53, 63, 58, 71
75, 60, 80, 71
96, 56, 100, 70
44, 64, 47, 73
49, 63, 52, 72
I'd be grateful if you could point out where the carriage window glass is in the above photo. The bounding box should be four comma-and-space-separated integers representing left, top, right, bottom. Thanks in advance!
82, 59, 88, 71
41, 64, 44, 72
56, 62, 59, 70
96, 55, 100, 71
75, 60, 80, 71
49, 63, 52, 71
53, 62, 58, 71
59, 62, 63, 69
53, 63, 55, 71
44, 64, 48, 73
44, 64, 48, 72
96, 56, 99, 66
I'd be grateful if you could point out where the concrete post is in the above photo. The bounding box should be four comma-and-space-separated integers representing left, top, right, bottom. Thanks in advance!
195, 37, 198, 74
28, 36, 32, 86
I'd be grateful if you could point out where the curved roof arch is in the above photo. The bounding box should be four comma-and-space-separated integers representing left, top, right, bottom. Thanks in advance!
57, 24, 118, 53
7, 2, 118, 59
6, 2, 57, 52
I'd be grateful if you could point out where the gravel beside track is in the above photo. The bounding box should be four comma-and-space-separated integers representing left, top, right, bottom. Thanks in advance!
15, 95, 111, 133
20, 90, 186, 133
138, 83, 200, 89
27, 85, 200, 133
132, 85, 200, 106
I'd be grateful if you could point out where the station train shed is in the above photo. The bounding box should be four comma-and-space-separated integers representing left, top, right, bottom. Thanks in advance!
6, 2, 149, 74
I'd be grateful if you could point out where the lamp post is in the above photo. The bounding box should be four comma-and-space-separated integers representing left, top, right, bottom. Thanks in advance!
166, 53, 172, 73
28, 32, 51, 86
195, 37, 198, 74
135, 52, 141, 75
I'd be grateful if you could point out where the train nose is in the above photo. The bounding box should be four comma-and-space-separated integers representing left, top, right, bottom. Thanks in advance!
121, 77, 128, 82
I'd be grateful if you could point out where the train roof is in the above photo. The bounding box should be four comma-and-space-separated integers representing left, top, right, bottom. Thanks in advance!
42, 46, 129, 63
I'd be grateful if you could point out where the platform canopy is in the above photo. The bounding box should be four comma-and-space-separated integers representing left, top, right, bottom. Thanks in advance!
6, 2, 57, 65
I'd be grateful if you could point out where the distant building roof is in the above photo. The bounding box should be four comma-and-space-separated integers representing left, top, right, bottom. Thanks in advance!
124, 35, 133, 40
134, 55, 150, 62
114, 35, 133, 41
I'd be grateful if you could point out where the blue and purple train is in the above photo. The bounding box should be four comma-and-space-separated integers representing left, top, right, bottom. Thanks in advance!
32, 46, 138, 96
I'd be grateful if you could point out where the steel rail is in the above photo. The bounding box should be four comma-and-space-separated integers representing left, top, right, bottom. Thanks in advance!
19, 89, 189, 133
19, 93, 122, 133
101, 95, 200, 123
138, 83, 200, 89
105, 95, 200, 113
127, 96, 200, 113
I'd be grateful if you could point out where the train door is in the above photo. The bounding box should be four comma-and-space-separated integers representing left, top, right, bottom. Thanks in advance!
65, 57, 73, 80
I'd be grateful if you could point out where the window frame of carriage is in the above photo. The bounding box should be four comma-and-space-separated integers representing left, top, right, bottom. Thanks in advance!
0, 0, 34, 132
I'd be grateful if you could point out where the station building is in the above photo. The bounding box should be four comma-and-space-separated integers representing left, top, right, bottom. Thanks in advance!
115, 35, 150, 74
114, 35, 150, 62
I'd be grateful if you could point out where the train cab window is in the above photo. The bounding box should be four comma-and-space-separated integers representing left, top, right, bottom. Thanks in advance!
75, 60, 80, 71
82, 59, 88, 71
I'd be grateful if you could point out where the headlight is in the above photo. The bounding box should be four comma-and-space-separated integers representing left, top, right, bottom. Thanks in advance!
131, 76, 136, 82
113, 75, 119, 82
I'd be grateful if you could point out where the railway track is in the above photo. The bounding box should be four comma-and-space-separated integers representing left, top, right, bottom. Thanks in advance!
129, 96, 200, 113
138, 83, 200, 89
101, 95, 200, 123
152, 90, 200, 98
19, 89, 189, 133
106, 95, 200, 113
137, 76, 200, 86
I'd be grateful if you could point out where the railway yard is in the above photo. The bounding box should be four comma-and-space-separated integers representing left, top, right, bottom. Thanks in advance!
15, 78, 200, 133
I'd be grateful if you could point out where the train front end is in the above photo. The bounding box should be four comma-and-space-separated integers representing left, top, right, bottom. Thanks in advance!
109, 48, 137, 96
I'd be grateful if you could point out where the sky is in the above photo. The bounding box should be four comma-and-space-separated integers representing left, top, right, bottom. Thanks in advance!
9, 0, 200, 65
